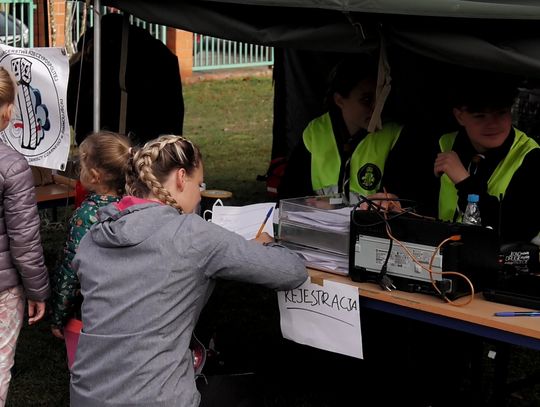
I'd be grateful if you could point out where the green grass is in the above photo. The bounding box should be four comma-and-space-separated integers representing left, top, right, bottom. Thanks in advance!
6, 75, 540, 407
183, 77, 273, 204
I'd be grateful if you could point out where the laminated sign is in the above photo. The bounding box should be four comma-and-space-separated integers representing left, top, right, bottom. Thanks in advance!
0, 45, 70, 170
278, 278, 363, 359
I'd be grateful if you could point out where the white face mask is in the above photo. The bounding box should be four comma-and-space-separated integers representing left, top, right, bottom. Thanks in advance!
202, 199, 224, 221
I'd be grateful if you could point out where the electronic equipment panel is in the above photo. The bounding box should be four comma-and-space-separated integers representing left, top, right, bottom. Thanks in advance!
349, 210, 501, 299
483, 242, 540, 309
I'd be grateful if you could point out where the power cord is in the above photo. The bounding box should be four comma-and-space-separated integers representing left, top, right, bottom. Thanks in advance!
353, 194, 405, 291
385, 227, 474, 306
352, 194, 475, 304
377, 236, 396, 291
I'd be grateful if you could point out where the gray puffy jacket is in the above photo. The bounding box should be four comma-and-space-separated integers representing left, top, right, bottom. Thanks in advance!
0, 143, 49, 301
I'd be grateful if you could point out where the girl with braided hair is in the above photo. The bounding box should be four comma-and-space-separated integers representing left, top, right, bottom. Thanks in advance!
70, 135, 307, 407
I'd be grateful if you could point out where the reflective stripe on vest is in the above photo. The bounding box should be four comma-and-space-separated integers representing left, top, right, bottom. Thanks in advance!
438, 128, 539, 221
303, 113, 402, 197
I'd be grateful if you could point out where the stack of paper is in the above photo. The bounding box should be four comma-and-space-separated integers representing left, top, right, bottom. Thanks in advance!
278, 196, 352, 276
281, 242, 349, 275
284, 207, 351, 232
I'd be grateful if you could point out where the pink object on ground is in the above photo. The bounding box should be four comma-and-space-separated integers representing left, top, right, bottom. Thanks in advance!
64, 318, 83, 370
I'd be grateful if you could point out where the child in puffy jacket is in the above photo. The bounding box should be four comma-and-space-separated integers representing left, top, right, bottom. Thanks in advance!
0, 66, 49, 407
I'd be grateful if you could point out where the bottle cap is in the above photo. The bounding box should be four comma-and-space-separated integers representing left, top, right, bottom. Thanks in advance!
467, 194, 479, 203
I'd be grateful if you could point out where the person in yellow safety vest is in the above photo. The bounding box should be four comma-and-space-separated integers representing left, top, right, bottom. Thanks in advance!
435, 72, 540, 243
278, 54, 403, 205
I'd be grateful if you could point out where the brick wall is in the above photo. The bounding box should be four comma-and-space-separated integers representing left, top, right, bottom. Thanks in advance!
35, 0, 67, 46
34, 0, 48, 46
167, 28, 193, 80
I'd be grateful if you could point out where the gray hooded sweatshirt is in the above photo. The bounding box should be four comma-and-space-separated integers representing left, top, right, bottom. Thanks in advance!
70, 198, 307, 407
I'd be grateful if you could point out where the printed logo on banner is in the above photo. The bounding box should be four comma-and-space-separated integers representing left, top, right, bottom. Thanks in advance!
0, 45, 70, 170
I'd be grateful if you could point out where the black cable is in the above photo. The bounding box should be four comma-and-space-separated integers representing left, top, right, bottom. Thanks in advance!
374, 214, 396, 291
352, 195, 400, 290
351, 205, 421, 228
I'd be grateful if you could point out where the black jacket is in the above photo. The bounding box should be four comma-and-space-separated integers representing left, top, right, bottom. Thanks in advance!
448, 129, 540, 243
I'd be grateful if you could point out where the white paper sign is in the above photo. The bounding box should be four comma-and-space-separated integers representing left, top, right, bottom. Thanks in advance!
0, 45, 70, 170
278, 278, 363, 359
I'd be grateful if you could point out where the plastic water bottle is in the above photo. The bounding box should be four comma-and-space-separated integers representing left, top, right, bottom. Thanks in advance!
462, 194, 481, 225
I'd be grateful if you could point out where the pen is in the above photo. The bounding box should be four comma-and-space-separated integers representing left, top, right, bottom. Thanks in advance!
494, 311, 540, 317
255, 207, 274, 239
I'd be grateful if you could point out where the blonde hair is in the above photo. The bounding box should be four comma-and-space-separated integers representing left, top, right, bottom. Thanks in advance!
79, 131, 132, 195
0, 66, 16, 107
126, 135, 202, 212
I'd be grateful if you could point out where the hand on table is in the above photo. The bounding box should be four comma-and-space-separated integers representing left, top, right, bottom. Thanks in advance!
358, 192, 402, 212
305, 197, 335, 210
253, 232, 273, 245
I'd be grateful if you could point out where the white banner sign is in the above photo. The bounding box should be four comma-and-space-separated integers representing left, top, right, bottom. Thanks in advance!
278, 278, 363, 359
0, 45, 70, 170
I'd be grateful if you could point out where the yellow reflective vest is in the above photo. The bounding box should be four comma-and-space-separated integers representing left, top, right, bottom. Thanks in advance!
303, 112, 402, 200
438, 128, 539, 221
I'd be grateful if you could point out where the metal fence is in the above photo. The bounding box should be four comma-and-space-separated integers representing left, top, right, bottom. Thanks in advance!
0, 2, 274, 72
0, 0, 34, 48
67, 1, 167, 52
193, 33, 274, 71
71, 3, 166, 43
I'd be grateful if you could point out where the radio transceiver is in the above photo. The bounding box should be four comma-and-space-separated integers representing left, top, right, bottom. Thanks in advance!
349, 211, 500, 299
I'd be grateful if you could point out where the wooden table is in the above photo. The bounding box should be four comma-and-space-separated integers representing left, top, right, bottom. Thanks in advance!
309, 269, 540, 349
309, 269, 540, 405
35, 183, 75, 211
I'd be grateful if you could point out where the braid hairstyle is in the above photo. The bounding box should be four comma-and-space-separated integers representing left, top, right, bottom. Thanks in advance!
79, 131, 132, 195
125, 135, 202, 212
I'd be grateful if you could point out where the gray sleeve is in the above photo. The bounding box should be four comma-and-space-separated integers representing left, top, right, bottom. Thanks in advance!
186, 215, 307, 290
4, 155, 49, 301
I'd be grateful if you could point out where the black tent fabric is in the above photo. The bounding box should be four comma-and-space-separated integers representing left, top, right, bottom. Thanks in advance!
271, 49, 348, 158
102, 0, 540, 77
68, 13, 184, 146
101, 0, 540, 158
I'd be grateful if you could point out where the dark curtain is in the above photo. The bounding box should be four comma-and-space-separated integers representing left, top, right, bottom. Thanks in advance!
67, 13, 184, 146
272, 49, 356, 159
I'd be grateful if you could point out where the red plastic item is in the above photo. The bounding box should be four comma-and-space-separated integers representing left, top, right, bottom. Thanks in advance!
64, 318, 83, 370
75, 180, 88, 208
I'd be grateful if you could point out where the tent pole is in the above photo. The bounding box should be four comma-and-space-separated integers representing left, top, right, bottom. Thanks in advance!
93, 0, 101, 132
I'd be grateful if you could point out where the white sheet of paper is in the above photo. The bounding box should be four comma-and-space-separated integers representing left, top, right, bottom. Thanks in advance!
278, 278, 363, 359
211, 202, 276, 239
